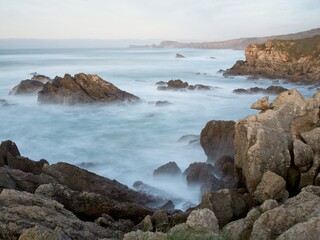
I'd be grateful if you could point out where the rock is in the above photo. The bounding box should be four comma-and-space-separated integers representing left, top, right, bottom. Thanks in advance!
214, 156, 241, 189
38, 73, 139, 104
251, 185, 320, 240
244, 208, 261, 228
155, 81, 167, 86
0, 169, 16, 191
186, 208, 219, 233
151, 210, 169, 232
155, 101, 172, 107
0, 189, 117, 239
233, 86, 288, 95
167, 79, 188, 89
183, 162, 223, 193
301, 127, 320, 153
213, 155, 234, 178
175, 53, 185, 58
9, 80, 44, 95
224, 36, 320, 83
159, 200, 175, 212
259, 199, 279, 213
233, 88, 249, 94
31, 74, 51, 83
18, 225, 69, 240
315, 173, 320, 186
135, 215, 153, 232
200, 189, 255, 228
277, 217, 320, 240
251, 96, 272, 111
0, 140, 21, 166
253, 171, 287, 204
234, 89, 316, 193
299, 152, 320, 188
223, 219, 251, 240
188, 84, 211, 91
153, 162, 182, 177
200, 120, 235, 162
293, 139, 314, 172
167, 223, 191, 239
123, 230, 166, 240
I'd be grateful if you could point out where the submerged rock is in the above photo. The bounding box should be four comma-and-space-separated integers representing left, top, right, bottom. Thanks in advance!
175, 53, 185, 58
153, 161, 182, 177
233, 86, 288, 95
38, 73, 139, 105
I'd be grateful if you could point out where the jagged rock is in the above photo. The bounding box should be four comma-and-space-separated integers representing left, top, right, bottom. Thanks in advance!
0, 189, 117, 239
188, 84, 211, 91
18, 225, 69, 240
233, 86, 288, 95
0, 169, 16, 191
299, 152, 320, 188
38, 73, 139, 104
293, 139, 314, 172
186, 208, 219, 233
9, 80, 44, 95
251, 96, 272, 111
200, 189, 255, 228
167, 79, 188, 89
234, 89, 319, 193
259, 199, 279, 213
0, 140, 21, 166
277, 217, 320, 240
175, 53, 185, 58
301, 127, 320, 153
31, 74, 51, 83
200, 120, 235, 162
251, 185, 320, 240
153, 162, 182, 177
253, 171, 287, 204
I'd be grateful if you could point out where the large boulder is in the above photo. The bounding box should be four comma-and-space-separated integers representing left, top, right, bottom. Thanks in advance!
153, 162, 182, 177
38, 73, 139, 104
235, 89, 320, 193
9, 80, 44, 95
200, 120, 235, 162
186, 208, 219, 233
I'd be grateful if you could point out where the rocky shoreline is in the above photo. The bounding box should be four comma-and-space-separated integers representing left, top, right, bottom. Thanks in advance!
2, 86, 320, 239
224, 35, 320, 85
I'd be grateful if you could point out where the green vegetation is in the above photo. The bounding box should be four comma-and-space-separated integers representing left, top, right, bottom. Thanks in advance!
272, 35, 320, 60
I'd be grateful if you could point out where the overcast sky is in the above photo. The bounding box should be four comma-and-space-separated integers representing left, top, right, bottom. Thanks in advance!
0, 0, 319, 41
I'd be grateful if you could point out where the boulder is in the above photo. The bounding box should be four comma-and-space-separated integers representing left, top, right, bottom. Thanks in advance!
186, 208, 219, 233
234, 89, 318, 193
167, 79, 188, 89
151, 210, 169, 232
18, 225, 69, 240
31, 74, 51, 83
251, 185, 320, 240
200, 120, 235, 162
299, 152, 320, 188
259, 199, 279, 213
301, 127, 320, 153
223, 219, 251, 240
200, 189, 255, 228
9, 80, 44, 95
250, 96, 272, 111
293, 139, 314, 172
253, 171, 287, 204
38, 73, 139, 104
123, 230, 166, 240
153, 161, 182, 177
233, 86, 288, 95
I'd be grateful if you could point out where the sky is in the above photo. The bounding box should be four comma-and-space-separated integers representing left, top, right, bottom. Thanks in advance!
0, 0, 319, 42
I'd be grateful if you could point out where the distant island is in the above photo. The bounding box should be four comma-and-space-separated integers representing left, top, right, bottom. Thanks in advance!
129, 27, 320, 50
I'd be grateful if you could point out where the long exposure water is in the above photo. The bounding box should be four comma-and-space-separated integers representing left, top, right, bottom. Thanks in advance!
0, 47, 315, 208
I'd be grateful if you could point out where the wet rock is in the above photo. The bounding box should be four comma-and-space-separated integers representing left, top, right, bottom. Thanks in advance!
0, 99, 9, 106
253, 171, 287, 204
200, 120, 235, 162
9, 80, 44, 95
175, 53, 185, 58
186, 208, 219, 233
188, 84, 211, 91
155, 81, 167, 86
177, 134, 200, 146
38, 73, 139, 105
153, 161, 182, 177
233, 86, 288, 95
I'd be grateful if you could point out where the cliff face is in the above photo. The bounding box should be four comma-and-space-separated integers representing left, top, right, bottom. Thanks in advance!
224, 35, 320, 83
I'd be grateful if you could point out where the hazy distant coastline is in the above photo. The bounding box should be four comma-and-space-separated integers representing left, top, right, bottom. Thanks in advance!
130, 27, 320, 50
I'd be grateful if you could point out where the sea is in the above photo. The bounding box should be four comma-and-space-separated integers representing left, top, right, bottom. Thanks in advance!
0, 47, 316, 208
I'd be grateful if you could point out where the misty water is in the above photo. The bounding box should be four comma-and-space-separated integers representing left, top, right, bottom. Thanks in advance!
0, 48, 315, 209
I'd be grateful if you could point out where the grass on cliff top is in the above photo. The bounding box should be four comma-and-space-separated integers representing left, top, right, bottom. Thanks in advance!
271, 35, 320, 60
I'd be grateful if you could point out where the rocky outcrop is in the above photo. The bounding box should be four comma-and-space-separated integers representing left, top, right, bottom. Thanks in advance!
233, 86, 288, 95
235, 89, 320, 193
200, 120, 235, 162
38, 73, 139, 104
0, 140, 157, 239
224, 35, 320, 83
175, 53, 185, 58
9, 80, 44, 95
31, 74, 51, 83
157, 79, 212, 91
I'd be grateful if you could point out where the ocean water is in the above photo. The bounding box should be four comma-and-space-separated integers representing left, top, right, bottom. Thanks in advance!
0, 48, 315, 208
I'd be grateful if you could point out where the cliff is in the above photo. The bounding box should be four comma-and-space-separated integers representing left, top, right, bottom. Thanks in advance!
129, 27, 320, 50
224, 35, 320, 83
